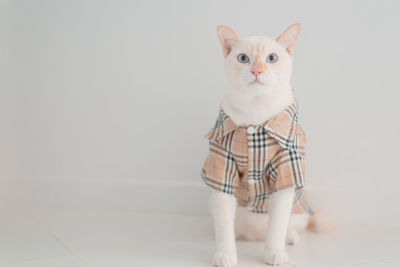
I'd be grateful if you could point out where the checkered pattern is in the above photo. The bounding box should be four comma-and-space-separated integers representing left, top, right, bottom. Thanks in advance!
201, 101, 311, 214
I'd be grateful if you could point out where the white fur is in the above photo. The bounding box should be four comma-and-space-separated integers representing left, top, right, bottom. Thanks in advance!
286, 212, 309, 245
220, 36, 294, 126
210, 190, 238, 267
235, 203, 309, 245
210, 25, 303, 266
220, 83, 293, 127
210, 188, 308, 266
263, 187, 294, 265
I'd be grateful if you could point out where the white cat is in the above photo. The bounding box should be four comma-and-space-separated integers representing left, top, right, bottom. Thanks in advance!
202, 24, 335, 267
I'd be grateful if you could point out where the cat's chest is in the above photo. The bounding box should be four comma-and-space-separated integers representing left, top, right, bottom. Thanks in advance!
217, 126, 282, 174
221, 100, 289, 127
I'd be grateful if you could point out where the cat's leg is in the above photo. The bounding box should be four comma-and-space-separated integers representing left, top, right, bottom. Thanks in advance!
286, 213, 309, 245
210, 189, 238, 267
263, 187, 294, 265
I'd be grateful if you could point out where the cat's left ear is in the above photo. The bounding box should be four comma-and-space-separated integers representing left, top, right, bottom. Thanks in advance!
276, 23, 300, 56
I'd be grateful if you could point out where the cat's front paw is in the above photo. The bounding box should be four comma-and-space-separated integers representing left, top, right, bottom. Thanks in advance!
213, 252, 238, 267
263, 247, 288, 265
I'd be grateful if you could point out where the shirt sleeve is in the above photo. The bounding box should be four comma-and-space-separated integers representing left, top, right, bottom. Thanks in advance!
201, 140, 239, 195
265, 128, 306, 192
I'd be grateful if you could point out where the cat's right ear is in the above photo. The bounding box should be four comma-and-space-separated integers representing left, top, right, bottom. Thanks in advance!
217, 25, 240, 57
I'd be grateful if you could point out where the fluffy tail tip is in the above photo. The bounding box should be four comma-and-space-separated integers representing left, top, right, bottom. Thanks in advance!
307, 209, 339, 233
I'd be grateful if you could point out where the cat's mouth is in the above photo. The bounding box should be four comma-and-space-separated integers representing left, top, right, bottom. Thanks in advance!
249, 79, 264, 85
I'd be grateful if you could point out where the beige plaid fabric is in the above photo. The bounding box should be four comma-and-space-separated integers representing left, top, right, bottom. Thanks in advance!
201, 101, 312, 214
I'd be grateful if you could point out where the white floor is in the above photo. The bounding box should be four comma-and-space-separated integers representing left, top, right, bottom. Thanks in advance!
1, 180, 399, 267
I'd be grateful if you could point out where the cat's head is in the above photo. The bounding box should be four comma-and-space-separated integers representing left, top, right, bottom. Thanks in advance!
217, 24, 300, 96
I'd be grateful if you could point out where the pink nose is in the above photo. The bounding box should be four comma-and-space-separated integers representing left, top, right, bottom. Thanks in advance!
251, 68, 262, 77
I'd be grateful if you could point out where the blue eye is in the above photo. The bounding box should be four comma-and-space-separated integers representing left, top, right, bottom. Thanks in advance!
237, 53, 249, 63
266, 53, 278, 63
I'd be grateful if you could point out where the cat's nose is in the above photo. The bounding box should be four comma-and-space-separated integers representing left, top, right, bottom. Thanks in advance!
251, 68, 263, 77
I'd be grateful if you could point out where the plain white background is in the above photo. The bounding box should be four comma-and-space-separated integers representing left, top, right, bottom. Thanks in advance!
1, 0, 400, 220
2, 0, 400, 193
1, 1, 400, 266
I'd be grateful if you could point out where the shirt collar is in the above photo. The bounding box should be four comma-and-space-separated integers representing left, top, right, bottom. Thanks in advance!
205, 102, 299, 149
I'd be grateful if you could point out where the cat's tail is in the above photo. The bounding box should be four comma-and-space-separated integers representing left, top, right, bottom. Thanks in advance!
306, 209, 339, 233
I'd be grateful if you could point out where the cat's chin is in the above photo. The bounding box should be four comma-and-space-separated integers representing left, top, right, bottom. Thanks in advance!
245, 83, 276, 96
252, 87, 270, 95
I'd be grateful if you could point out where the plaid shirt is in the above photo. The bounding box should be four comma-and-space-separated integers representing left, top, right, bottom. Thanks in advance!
201, 101, 311, 214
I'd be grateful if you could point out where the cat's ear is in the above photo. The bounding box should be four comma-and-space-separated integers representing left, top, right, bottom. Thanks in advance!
276, 23, 300, 56
217, 25, 240, 57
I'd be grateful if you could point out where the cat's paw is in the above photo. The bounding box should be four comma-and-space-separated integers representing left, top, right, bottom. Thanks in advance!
286, 230, 300, 245
263, 248, 288, 265
213, 252, 238, 267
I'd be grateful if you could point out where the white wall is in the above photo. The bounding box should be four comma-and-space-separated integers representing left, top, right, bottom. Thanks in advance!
2, 0, 400, 193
